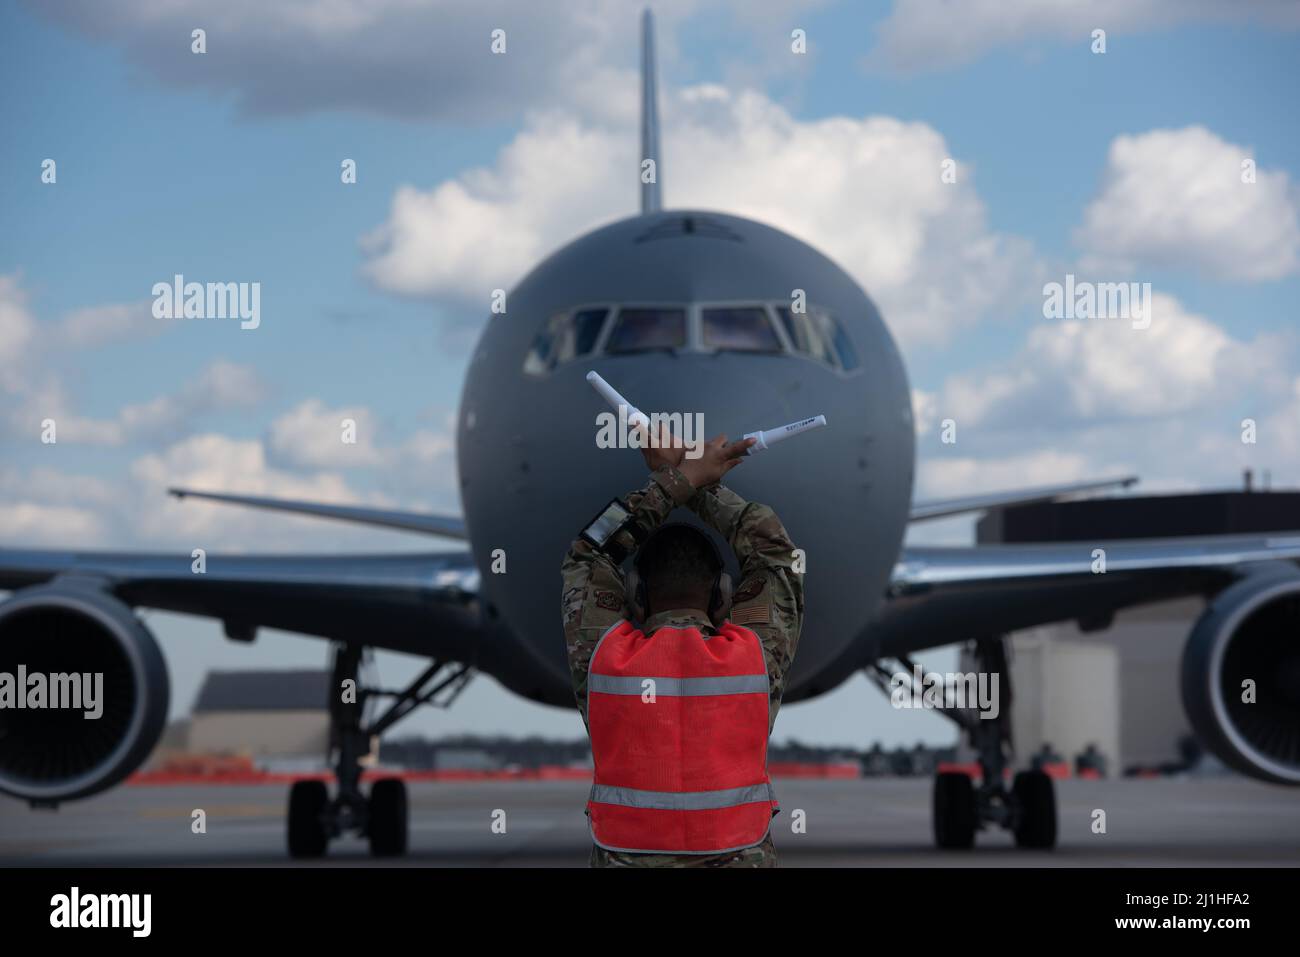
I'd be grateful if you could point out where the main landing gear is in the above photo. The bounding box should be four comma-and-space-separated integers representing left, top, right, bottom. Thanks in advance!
287, 643, 473, 859
869, 635, 1057, 850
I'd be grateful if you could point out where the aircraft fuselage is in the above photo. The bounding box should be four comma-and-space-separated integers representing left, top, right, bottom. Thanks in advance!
457, 210, 915, 705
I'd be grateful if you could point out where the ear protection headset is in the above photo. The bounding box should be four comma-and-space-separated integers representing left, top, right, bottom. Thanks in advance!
625, 523, 733, 626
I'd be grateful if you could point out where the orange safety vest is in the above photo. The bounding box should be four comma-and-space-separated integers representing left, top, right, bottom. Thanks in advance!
586, 618, 778, 855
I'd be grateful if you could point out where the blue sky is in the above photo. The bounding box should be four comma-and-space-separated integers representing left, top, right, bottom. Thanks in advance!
2, 0, 1298, 747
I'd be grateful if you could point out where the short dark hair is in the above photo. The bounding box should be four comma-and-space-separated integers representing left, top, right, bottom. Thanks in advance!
636, 524, 722, 611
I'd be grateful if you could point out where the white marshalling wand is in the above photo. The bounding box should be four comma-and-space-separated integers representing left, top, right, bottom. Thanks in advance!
586, 370, 828, 455
742, 414, 828, 455
586, 371, 650, 431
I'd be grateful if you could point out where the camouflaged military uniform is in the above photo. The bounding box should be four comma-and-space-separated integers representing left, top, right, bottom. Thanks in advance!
561, 465, 804, 868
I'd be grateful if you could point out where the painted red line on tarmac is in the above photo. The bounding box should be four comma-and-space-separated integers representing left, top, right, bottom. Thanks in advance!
127, 763, 863, 786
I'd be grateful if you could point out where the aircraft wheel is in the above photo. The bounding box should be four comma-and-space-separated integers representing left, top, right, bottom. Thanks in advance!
287, 780, 330, 858
1012, 770, 1057, 849
933, 771, 977, 849
368, 778, 409, 857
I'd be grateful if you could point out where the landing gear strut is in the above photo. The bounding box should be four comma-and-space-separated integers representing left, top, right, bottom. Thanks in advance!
869, 635, 1057, 850
286, 643, 473, 859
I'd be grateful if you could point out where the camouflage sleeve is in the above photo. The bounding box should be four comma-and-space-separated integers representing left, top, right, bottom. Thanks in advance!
689, 483, 804, 731
561, 465, 697, 726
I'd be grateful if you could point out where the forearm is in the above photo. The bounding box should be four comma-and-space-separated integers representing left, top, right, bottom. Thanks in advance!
689, 483, 804, 727
689, 483, 799, 583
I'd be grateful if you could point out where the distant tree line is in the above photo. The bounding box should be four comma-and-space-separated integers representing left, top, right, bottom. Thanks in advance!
379, 734, 977, 777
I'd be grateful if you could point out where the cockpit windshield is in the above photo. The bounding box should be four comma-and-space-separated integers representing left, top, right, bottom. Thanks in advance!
523, 301, 858, 374
605, 307, 687, 353
702, 306, 782, 352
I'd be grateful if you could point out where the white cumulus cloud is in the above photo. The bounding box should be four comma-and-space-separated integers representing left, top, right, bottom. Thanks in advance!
937, 291, 1286, 429
266, 399, 386, 469
26, 0, 823, 122
362, 85, 1042, 347
1075, 126, 1300, 281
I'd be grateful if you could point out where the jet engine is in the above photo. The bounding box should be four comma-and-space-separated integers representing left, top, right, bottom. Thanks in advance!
0, 584, 168, 805
1182, 568, 1300, 784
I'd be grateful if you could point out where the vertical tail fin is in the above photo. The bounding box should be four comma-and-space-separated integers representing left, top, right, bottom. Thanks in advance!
640, 8, 662, 214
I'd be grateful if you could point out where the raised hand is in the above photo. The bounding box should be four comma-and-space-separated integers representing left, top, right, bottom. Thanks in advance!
677, 434, 755, 489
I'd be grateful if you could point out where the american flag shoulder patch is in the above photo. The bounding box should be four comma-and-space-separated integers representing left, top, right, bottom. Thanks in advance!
731, 603, 770, 626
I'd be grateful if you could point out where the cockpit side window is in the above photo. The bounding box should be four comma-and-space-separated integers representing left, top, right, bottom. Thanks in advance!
817, 310, 859, 371
523, 308, 609, 375
775, 306, 858, 372
557, 308, 608, 362
523, 322, 556, 376
605, 307, 686, 354
775, 306, 832, 364
701, 306, 783, 352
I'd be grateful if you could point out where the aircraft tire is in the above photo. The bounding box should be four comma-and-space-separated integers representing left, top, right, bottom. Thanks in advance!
368, 778, 409, 857
933, 771, 977, 849
1012, 770, 1057, 849
287, 780, 330, 858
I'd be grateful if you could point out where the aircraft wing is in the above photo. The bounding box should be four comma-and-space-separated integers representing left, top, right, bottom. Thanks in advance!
0, 546, 484, 661
167, 487, 468, 539
870, 532, 1300, 659
908, 476, 1138, 522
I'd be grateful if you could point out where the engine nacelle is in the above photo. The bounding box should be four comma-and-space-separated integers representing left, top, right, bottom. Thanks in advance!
1182, 568, 1300, 785
0, 584, 169, 804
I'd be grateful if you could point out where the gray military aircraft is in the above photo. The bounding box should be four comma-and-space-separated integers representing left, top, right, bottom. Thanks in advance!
2, 11, 1298, 857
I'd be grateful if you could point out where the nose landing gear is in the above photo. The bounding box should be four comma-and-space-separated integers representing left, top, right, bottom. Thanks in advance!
286, 643, 472, 859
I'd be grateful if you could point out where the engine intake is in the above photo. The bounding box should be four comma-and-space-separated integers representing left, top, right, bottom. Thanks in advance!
0, 585, 168, 804
1182, 569, 1300, 785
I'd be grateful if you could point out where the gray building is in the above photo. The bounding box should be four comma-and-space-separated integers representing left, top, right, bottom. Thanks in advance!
1022, 597, 1202, 771
186, 669, 332, 761
1005, 630, 1122, 770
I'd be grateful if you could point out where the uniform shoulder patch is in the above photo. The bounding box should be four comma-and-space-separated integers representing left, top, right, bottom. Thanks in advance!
594, 589, 623, 611
730, 603, 770, 626
733, 577, 766, 604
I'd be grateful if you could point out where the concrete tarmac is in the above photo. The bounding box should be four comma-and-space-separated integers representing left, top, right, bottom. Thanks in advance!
1, 776, 1297, 867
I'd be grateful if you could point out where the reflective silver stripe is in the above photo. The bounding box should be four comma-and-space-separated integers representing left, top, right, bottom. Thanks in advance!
583, 620, 627, 706
588, 674, 768, 696
590, 783, 773, 810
